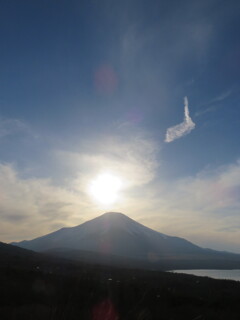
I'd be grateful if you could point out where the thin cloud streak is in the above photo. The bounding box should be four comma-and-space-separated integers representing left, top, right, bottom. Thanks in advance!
195, 89, 233, 117
0, 117, 29, 139
165, 97, 195, 143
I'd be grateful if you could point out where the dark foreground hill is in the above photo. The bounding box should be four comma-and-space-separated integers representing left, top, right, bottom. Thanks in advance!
1, 242, 240, 320
12, 212, 240, 270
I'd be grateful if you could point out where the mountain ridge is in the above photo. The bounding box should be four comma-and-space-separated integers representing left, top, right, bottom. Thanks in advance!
12, 212, 201, 255
11, 212, 240, 269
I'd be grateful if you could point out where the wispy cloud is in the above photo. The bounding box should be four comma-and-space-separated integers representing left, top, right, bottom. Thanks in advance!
139, 160, 240, 253
0, 158, 240, 253
0, 163, 88, 242
0, 132, 160, 242
165, 97, 195, 143
56, 132, 159, 190
195, 88, 234, 117
0, 116, 29, 139
195, 89, 233, 117
211, 89, 233, 103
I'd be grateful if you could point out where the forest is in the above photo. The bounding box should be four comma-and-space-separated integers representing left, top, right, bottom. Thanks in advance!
1, 257, 240, 320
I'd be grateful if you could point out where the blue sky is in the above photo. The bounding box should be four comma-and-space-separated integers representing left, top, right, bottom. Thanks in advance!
0, 0, 240, 253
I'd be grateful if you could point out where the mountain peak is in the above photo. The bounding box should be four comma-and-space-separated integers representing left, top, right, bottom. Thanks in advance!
103, 211, 124, 215
101, 212, 128, 218
94, 212, 133, 223
88, 211, 136, 228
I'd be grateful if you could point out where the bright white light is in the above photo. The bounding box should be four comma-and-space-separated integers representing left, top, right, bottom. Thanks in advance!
88, 173, 123, 205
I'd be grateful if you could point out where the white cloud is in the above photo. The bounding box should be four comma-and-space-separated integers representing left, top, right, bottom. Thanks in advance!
165, 97, 196, 143
0, 163, 89, 242
140, 160, 240, 253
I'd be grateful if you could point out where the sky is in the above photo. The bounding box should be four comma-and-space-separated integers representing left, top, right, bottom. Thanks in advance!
0, 0, 240, 253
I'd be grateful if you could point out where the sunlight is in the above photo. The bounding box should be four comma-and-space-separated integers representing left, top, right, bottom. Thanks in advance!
88, 173, 123, 205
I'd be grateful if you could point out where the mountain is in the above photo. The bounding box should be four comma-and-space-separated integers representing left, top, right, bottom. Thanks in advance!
12, 212, 201, 256
0, 241, 108, 274
12, 212, 240, 269
0, 241, 46, 270
0, 241, 35, 259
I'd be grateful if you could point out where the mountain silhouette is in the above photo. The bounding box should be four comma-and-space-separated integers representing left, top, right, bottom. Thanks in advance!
12, 212, 240, 269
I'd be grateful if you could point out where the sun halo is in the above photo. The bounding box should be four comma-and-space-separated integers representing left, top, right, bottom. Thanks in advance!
88, 173, 123, 206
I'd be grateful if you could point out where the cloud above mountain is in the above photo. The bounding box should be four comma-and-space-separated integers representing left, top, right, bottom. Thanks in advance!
165, 97, 196, 143
141, 160, 240, 253
0, 131, 160, 242
0, 163, 88, 242
0, 157, 239, 253
58, 133, 159, 191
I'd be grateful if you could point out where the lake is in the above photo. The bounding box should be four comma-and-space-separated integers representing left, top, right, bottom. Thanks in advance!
171, 269, 240, 281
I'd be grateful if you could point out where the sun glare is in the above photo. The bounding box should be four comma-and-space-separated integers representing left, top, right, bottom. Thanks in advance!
88, 173, 123, 205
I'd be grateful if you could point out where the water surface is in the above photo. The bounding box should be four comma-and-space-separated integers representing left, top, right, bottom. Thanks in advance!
172, 269, 240, 281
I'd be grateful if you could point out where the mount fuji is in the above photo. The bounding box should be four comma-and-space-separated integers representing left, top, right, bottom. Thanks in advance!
12, 212, 240, 269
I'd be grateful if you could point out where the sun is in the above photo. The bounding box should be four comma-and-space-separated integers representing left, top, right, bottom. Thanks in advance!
88, 173, 123, 205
